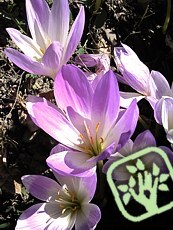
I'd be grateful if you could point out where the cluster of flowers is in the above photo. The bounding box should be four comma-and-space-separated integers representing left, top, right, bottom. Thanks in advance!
5, 0, 173, 229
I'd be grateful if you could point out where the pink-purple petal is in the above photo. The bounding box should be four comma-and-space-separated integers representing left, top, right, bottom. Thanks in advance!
62, 6, 85, 64
162, 97, 173, 131
75, 204, 101, 230
120, 91, 145, 108
47, 151, 96, 177
64, 151, 96, 174
132, 130, 156, 152
6, 28, 42, 59
149, 70, 171, 99
115, 44, 150, 95
53, 173, 97, 203
106, 99, 139, 151
5, 48, 50, 75
54, 64, 92, 116
87, 143, 115, 163
22, 175, 60, 201
49, 0, 70, 45
26, 0, 50, 44
42, 41, 63, 77
91, 70, 120, 136
154, 98, 163, 124
46, 212, 76, 230
28, 99, 81, 148
15, 203, 61, 230
75, 54, 98, 67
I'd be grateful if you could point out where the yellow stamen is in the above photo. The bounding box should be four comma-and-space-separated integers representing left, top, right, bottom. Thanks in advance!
100, 137, 104, 144
40, 47, 44, 54
95, 122, 101, 133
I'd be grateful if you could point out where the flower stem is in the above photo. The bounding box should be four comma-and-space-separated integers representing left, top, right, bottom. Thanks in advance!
95, 160, 106, 203
162, 0, 171, 34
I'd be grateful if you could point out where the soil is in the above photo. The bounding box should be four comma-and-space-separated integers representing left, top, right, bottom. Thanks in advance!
1, 0, 173, 229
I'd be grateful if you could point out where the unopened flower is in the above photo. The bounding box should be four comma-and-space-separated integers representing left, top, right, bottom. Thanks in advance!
5, 0, 85, 78
114, 43, 173, 108
15, 173, 101, 230
103, 130, 173, 180
154, 96, 173, 146
27, 64, 139, 177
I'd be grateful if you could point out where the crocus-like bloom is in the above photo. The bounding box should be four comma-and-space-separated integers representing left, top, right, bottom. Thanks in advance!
103, 130, 173, 180
154, 96, 173, 146
5, 0, 85, 78
114, 43, 173, 108
15, 172, 101, 229
75, 53, 110, 87
27, 64, 139, 177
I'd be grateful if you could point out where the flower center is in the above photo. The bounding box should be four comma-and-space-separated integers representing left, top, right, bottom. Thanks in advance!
55, 185, 80, 214
79, 121, 104, 156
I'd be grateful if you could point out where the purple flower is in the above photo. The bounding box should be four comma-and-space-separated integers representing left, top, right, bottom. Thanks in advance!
75, 53, 110, 89
5, 0, 85, 78
103, 130, 173, 180
15, 172, 101, 230
114, 43, 173, 108
27, 64, 139, 177
154, 96, 173, 146
75, 54, 110, 72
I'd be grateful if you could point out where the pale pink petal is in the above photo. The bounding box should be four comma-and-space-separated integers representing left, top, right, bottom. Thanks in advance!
5, 48, 50, 75
105, 100, 139, 151
75, 54, 98, 67
46, 212, 76, 230
47, 150, 96, 177
114, 43, 150, 94
6, 28, 42, 59
75, 204, 101, 230
26, 0, 50, 50
91, 70, 120, 137
54, 64, 92, 116
75, 53, 110, 71
146, 95, 158, 109
54, 173, 97, 203
15, 203, 61, 230
149, 70, 171, 100
132, 130, 156, 152
62, 6, 85, 64
167, 129, 173, 144
161, 97, 173, 131
104, 160, 131, 181
42, 41, 63, 77
120, 91, 145, 108
49, 0, 69, 45
67, 107, 92, 147
119, 139, 133, 156
22, 175, 60, 201
154, 97, 163, 124
27, 98, 81, 149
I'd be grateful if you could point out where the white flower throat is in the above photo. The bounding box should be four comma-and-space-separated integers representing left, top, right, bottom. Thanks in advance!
79, 121, 104, 156
55, 185, 80, 214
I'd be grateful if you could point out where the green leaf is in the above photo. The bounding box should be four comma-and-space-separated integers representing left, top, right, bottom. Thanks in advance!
158, 184, 169, 192
0, 223, 11, 229
128, 176, 136, 188
152, 163, 160, 176
123, 192, 131, 205
126, 165, 137, 174
117, 184, 129, 193
136, 159, 145, 171
159, 173, 169, 183
76, 47, 85, 55
94, 9, 107, 28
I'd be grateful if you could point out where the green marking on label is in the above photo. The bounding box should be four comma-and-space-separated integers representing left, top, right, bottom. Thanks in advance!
107, 147, 173, 222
